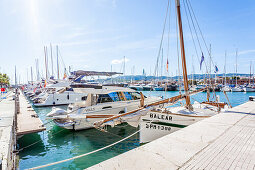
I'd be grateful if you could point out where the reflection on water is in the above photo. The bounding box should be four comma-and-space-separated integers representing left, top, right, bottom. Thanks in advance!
18, 91, 255, 169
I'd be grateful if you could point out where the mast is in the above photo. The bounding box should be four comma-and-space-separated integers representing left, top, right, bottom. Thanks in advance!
56, 45, 60, 80
50, 43, 54, 77
235, 49, 238, 87
44, 46, 48, 80
249, 61, 251, 85
31, 66, 33, 85
176, 0, 191, 107
192, 55, 194, 86
224, 51, 227, 85
161, 48, 164, 86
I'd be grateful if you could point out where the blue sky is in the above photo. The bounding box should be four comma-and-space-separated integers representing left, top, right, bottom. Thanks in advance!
0, 0, 255, 83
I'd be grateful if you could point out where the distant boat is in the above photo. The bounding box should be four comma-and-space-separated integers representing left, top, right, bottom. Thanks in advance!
166, 84, 178, 91
129, 84, 143, 91
143, 84, 155, 91
244, 85, 255, 92
154, 86, 165, 91
231, 86, 244, 92
221, 85, 231, 92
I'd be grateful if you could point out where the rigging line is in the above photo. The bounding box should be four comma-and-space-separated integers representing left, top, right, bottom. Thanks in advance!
184, 0, 209, 75
186, 0, 216, 68
28, 119, 154, 170
154, 0, 170, 77
57, 48, 66, 69
182, 0, 201, 69
166, 0, 172, 65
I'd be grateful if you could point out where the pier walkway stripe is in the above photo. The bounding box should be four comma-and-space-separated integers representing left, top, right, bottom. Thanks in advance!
86, 101, 255, 170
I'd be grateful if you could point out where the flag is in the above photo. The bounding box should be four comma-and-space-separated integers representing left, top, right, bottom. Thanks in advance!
33, 87, 37, 93
214, 65, 219, 73
166, 59, 169, 72
200, 53, 204, 70
63, 73, 67, 79
44, 80, 47, 88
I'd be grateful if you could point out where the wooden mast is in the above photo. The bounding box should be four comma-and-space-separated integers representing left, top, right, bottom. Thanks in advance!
175, 0, 191, 108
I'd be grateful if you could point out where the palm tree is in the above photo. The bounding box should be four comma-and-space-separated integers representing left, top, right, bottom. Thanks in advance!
0, 73, 10, 88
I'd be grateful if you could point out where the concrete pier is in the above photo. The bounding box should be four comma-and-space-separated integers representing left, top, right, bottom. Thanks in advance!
87, 101, 255, 170
17, 92, 46, 136
0, 91, 16, 170
0, 90, 46, 169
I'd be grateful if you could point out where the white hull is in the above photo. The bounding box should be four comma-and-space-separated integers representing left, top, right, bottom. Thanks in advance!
231, 87, 243, 92
34, 92, 87, 107
139, 103, 219, 143
221, 86, 231, 92
51, 97, 161, 130
244, 87, 255, 92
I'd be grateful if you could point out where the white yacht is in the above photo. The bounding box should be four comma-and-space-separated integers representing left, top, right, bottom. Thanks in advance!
33, 87, 88, 107
221, 85, 231, 92
244, 85, 255, 92
47, 86, 161, 130
129, 84, 144, 91
231, 86, 244, 92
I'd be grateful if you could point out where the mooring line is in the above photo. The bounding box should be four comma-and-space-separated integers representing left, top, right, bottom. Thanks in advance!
27, 119, 153, 170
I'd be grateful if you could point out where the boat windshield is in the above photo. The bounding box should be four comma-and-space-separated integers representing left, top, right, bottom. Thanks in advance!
97, 94, 113, 103
107, 91, 143, 102
108, 92, 120, 102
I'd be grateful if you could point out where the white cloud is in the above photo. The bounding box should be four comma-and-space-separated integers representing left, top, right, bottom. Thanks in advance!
239, 49, 255, 55
111, 58, 130, 64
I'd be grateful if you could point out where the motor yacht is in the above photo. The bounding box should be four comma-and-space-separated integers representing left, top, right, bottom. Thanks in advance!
47, 86, 161, 130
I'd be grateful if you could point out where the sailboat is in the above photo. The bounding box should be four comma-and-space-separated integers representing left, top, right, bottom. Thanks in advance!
244, 61, 255, 92
93, 0, 230, 143
231, 49, 243, 92
221, 51, 231, 92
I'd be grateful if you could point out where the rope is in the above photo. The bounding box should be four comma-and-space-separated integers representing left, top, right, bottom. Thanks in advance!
154, 0, 170, 78
186, 0, 216, 68
27, 119, 154, 170
19, 128, 66, 152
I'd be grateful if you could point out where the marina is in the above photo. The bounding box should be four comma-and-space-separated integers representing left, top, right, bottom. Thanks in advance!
0, 0, 255, 169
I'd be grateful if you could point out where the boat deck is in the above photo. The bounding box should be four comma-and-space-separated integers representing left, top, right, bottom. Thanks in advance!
17, 91, 46, 136
87, 101, 255, 170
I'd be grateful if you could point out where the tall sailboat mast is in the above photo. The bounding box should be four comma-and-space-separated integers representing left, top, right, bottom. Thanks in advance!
235, 49, 238, 87
224, 51, 227, 85
176, 0, 191, 107
44, 46, 48, 80
249, 61, 251, 85
56, 45, 60, 80
50, 43, 54, 77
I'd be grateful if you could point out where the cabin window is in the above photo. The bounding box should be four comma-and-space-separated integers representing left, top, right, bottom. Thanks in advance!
117, 92, 126, 101
97, 94, 113, 103
124, 92, 132, 100
130, 92, 141, 100
81, 96, 87, 101
108, 92, 120, 102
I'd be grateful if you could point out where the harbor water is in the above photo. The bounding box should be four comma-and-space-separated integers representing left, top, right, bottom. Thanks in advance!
18, 91, 255, 169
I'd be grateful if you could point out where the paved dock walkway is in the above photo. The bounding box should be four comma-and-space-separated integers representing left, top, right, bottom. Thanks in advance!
0, 91, 15, 170
17, 91, 46, 136
87, 101, 255, 170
